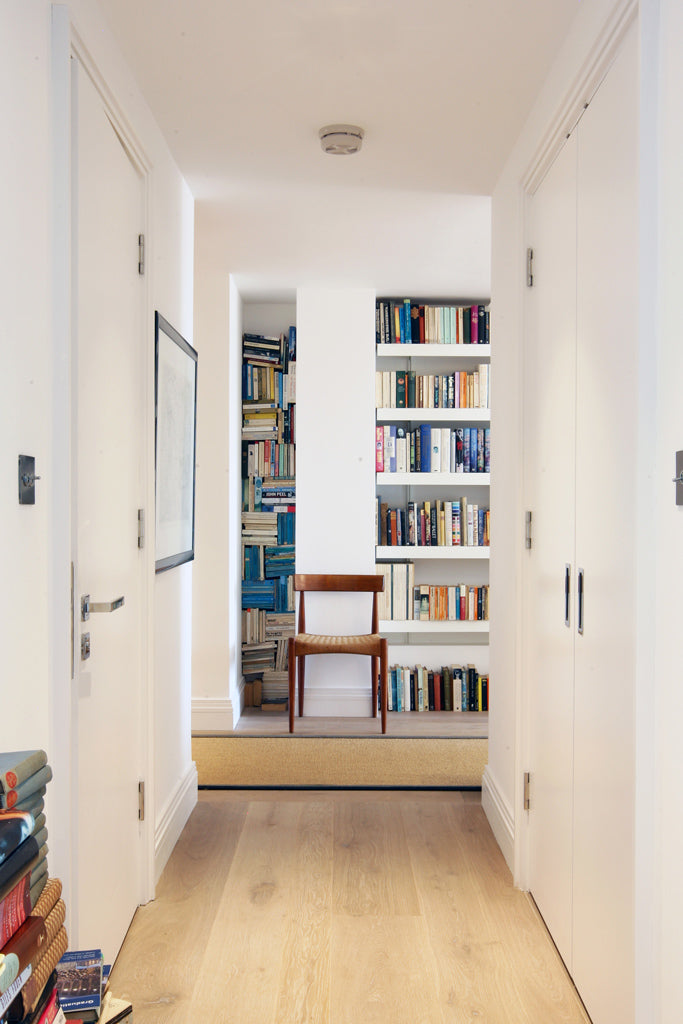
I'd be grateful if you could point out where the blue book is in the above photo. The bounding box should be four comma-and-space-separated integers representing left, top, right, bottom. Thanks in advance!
470, 429, 477, 472
484, 428, 491, 473
463, 428, 471, 473
419, 424, 432, 472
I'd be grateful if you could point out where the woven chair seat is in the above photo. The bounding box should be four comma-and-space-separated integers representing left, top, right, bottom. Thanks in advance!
294, 632, 383, 657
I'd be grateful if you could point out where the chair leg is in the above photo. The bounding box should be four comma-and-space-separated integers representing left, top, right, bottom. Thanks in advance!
298, 654, 306, 718
371, 655, 378, 718
288, 638, 296, 733
379, 638, 388, 734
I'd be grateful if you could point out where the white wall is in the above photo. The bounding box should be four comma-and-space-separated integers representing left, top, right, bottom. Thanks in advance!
1, 0, 196, 911
294, 287, 377, 713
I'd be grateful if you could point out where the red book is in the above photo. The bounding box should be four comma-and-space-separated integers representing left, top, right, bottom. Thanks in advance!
0, 870, 31, 947
2, 914, 48, 975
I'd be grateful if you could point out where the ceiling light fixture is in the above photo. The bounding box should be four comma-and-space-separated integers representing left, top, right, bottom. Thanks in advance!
319, 124, 364, 155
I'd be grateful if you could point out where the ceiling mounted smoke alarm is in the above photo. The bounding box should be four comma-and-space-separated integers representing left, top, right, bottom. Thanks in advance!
319, 124, 365, 155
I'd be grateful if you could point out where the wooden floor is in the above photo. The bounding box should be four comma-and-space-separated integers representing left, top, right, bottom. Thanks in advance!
109, 790, 589, 1024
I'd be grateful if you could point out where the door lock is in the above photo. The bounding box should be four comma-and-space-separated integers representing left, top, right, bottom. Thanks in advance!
80, 633, 91, 661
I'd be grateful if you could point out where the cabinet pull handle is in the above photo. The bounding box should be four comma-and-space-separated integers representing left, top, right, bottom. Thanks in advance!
564, 564, 571, 627
577, 569, 584, 635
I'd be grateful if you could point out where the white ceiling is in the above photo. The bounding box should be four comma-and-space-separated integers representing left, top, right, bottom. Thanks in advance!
97, 0, 581, 200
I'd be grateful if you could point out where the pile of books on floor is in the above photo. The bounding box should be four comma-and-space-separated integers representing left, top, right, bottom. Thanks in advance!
0, 751, 132, 1024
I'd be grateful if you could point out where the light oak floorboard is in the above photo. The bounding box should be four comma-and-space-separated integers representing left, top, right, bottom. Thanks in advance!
110, 790, 590, 1024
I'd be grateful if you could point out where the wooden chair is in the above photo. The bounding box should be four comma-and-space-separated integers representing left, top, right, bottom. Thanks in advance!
288, 574, 388, 733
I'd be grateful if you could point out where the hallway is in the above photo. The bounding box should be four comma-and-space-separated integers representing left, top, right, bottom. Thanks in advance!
109, 790, 589, 1023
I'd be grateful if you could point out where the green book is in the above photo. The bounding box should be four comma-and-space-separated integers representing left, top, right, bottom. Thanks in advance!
0, 753, 47, 795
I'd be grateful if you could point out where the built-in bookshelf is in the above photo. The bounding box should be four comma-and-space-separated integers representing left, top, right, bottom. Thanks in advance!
241, 327, 296, 710
375, 299, 490, 716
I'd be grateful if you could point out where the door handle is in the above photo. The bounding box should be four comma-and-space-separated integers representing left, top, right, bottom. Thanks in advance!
577, 569, 584, 635
81, 594, 125, 621
564, 564, 571, 627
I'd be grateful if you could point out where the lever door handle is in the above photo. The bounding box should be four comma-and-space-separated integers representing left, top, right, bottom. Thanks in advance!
81, 594, 125, 621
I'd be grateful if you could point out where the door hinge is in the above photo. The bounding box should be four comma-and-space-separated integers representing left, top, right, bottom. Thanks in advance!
524, 772, 531, 811
525, 510, 533, 550
526, 247, 534, 287
138, 780, 145, 821
137, 508, 145, 549
138, 233, 145, 276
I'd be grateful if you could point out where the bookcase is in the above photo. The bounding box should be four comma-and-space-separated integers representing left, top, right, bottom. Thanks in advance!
240, 323, 296, 710
375, 299, 490, 714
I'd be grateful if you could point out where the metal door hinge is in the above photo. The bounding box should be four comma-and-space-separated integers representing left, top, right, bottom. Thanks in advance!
524, 772, 531, 811
138, 234, 145, 276
137, 508, 145, 549
526, 247, 534, 287
525, 510, 533, 550
138, 780, 145, 821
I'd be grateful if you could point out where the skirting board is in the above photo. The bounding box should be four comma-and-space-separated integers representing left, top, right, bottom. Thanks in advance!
154, 761, 198, 884
481, 765, 514, 873
192, 696, 237, 732
279, 686, 373, 718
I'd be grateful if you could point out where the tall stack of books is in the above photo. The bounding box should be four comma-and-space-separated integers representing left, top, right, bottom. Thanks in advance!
241, 326, 296, 709
0, 749, 69, 1023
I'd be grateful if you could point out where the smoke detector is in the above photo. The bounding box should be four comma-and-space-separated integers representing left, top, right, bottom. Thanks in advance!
319, 124, 365, 155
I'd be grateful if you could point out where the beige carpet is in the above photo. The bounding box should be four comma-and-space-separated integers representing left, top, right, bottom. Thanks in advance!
192, 735, 487, 788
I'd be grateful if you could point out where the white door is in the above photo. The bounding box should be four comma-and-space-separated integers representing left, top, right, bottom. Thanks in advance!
523, 129, 578, 968
523, 25, 637, 1024
72, 57, 147, 963
571, 27, 637, 1024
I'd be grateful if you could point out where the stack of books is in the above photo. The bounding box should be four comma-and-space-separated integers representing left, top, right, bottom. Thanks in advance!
0, 750, 69, 1023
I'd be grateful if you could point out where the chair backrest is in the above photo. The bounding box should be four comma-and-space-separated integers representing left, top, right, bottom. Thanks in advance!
293, 574, 384, 593
293, 574, 384, 634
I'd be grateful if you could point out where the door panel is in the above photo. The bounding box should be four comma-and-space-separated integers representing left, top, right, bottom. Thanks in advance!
572, 27, 637, 1024
73, 59, 145, 962
524, 133, 578, 968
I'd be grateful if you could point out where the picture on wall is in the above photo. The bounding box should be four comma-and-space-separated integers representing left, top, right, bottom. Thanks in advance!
154, 312, 198, 573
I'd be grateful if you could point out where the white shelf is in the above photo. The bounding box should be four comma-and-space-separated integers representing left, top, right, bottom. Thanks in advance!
376, 545, 490, 560
380, 619, 489, 635
377, 407, 490, 423
377, 472, 490, 487
377, 344, 491, 360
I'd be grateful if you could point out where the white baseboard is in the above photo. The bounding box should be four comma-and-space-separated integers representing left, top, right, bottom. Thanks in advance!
299, 685, 374, 718
154, 762, 198, 884
192, 696, 237, 732
481, 765, 515, 873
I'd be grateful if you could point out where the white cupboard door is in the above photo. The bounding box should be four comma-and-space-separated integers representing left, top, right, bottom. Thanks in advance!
73, 58, 146, 963
572, 25, 638, 1024
523, 131, 578, 969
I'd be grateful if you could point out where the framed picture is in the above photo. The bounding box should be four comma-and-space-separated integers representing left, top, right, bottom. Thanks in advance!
154, 312, 198, 573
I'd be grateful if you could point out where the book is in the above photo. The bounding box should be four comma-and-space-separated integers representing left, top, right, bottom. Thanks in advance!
0, 810, 35, 867
0, 870, 32, 947
0, 837, 40, 902
0, 964, 31, 1018
0, 916, 48, 992
0, 768, 53, 811
0, 753, 48, 795
97, 990, 133, 1023
55, 950, 103, 1014
7, 927, 68, 1020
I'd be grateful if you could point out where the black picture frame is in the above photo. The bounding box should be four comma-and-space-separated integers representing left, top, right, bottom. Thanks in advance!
154, 312, 198, 573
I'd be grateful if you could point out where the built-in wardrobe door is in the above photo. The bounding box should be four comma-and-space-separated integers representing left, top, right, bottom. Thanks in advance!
523, 21, 637, 1024
572, 24, 637, 1024
523, 131, 578, 969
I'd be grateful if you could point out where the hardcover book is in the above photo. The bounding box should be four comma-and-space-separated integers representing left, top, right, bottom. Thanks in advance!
0, 753, 48, 795
55, 950, 103, 1013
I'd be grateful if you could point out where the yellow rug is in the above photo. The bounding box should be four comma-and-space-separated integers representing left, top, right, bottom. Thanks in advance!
192, 735, 487, 788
